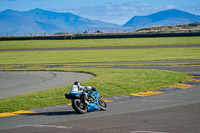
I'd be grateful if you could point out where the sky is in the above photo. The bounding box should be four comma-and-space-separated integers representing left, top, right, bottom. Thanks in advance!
1, 0, 200, 24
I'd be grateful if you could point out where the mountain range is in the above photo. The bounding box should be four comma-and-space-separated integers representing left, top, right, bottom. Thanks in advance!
123, 9, 200, 29
0, 8, 119, 35
0, 8, 200, 35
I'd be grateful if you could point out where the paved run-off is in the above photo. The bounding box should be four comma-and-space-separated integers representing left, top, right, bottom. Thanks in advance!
0, 71, 94, 99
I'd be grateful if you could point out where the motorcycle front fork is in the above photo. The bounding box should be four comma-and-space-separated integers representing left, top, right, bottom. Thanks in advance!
81, 93, 89, 105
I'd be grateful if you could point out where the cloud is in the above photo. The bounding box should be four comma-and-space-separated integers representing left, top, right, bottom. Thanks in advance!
51, 1, 153, 24
180, 4, 200, 15
167, 5, 176, 9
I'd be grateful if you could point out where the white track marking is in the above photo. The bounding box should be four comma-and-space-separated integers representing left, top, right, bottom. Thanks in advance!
17, 125, 72, 129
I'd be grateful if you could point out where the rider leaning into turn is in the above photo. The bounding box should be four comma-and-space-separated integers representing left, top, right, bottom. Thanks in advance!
70, 81, 96, 105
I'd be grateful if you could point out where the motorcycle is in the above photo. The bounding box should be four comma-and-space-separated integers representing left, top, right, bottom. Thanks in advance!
65, 89, 107, 114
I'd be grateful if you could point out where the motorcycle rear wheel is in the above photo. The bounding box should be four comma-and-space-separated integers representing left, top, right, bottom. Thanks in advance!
72, 99, 87, 114
98, 99, 107, 111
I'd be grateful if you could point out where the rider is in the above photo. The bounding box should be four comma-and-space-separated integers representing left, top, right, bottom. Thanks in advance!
70, 81, 96, 104
70, 81, 92, 93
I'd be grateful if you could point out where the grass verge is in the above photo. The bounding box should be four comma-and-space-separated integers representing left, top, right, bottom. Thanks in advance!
0, 48, 200, 65
0, 36, 200, 49
0, 68, 191, 113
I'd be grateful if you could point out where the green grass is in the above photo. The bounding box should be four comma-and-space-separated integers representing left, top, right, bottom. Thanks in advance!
0, 68, 191, 113
0, 48, 200, 65
0, 37, 198, 113
0, 36, 200, 49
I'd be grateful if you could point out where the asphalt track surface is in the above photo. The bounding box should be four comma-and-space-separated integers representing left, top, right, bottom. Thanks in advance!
0, 71, 94, 99
0, 44, 200, 133
75, 59, 200, 65
0, 66, 200, 133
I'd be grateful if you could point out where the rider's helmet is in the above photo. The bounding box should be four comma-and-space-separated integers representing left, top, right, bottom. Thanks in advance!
74, 81, 81, 86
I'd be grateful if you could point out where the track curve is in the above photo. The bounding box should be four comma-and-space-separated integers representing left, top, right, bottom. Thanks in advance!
0, 71, 94, 99
0, 66, 200, 133
0, 44, 200, 132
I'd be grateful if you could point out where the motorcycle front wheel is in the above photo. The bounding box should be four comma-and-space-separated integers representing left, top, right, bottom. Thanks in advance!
98, 99, 107, 111
72, 99, 87, 114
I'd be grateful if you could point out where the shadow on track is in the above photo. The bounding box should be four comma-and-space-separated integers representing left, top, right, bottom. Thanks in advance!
23, 111, 76, 116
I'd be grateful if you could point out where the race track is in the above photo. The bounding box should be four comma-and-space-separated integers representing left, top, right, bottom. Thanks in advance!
0, 44, 200, 133
0, 71, 94, 99
0, 65, 200, 133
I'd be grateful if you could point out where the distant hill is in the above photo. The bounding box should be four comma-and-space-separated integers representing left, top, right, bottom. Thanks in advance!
0, 8, 119, 35
134, 22, 200, 33
123, 9, 200, 30
1, 8, 200, 36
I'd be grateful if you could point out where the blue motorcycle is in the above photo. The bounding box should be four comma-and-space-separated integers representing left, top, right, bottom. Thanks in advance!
65, 89, 107, 114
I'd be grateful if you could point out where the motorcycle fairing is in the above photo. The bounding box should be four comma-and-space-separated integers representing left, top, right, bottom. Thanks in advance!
65, 92, 80, 99
87, 91, 101, 111
65, 91, 101, 111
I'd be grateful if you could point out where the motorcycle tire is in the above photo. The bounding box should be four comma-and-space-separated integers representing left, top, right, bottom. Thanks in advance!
98, 99, 107, 111
72, 99, 87, 114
